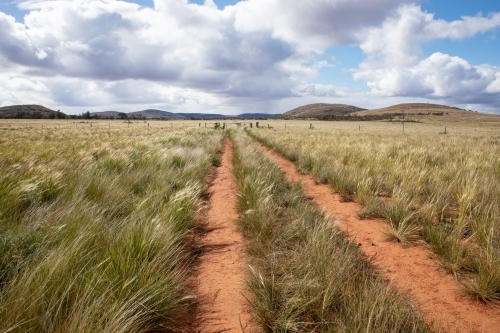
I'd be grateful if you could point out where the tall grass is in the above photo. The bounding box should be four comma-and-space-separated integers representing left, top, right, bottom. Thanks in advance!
231, 131, 428, 332
248, 123, 500, 301
0, 124, 223, 332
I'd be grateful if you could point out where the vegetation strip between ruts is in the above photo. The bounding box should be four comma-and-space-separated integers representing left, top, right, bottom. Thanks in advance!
248, 130, 500, 332
230, 130, 427, 333
0, 126, 223, 332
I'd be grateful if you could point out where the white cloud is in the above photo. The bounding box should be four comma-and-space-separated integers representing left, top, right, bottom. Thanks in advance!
0, 0, 412, 110
355, 52, 500, 99
294, 83, 349, 97
233, 0, 409, 48
353, 4, 500, 108
0, 0, 499, 113
425, 12, 500, 40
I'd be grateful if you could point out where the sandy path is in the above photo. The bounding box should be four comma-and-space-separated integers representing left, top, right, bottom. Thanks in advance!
192, 137, 254, 333
254, 141, 500, 333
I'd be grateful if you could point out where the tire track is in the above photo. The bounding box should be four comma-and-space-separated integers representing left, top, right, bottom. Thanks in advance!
254, 140, 500, 333
192, 137, 254, 333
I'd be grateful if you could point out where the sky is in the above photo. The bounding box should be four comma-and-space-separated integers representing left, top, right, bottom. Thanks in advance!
0, 0, 499, 115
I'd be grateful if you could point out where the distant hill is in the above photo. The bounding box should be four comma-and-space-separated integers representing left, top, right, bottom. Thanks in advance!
129, 109, 185, 119
0, 104, 65, 119
90, 109, 186, 119
238, 113, 278, 119
176, 113, 230, 119
5, 102, 498, 122
91, 110, 229, 120
283, 103, 366, 118
353, 103, 500, 121
176, 112, 279, 119
89, 111, 120, 118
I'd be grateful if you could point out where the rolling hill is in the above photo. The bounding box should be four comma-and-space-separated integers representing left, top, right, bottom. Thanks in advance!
176, 113, 229, 119
0, 105, 64, 118
90, 109, 186, 119
352, 103, 500, 121
130, 109, 185, 119
283, 103, 366, 118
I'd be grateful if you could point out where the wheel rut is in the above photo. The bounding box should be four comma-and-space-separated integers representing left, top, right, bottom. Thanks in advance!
191, 137, 254, 333
254, 141, 500, 333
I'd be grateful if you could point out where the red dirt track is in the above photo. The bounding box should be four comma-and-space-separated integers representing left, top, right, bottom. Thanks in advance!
255, 141, 500, 333
193, 138, 254, 333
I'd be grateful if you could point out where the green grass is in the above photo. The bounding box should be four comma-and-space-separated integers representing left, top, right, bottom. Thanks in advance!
248, 122, 500, 302
231, 130, 428, 333
0, 124, 223, 332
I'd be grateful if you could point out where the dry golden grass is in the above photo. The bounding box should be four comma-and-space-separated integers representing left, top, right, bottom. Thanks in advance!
0, 120, 223, 332
248, 119, 500, 301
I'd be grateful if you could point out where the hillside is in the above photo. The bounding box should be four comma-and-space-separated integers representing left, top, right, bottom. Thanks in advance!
130, 109, 185, 119
353, 103, 500, 121
238, 113, 277, 119
90, 109, 186, 119
284, 103, 366, 118
0, 104, 64, 118
89, 111, 120, 118
176, 113, 230, 119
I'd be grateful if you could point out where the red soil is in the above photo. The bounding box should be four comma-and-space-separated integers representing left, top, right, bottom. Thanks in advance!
192, 138, 254, 333
255, 141, 500, 333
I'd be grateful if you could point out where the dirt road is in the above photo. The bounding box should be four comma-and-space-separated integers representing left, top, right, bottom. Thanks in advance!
192, 138, 254, 333
255, 141, 500, 333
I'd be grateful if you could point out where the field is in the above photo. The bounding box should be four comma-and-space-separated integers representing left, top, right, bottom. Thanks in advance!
248, 120, 500, 301
0, 118, 499, 332
0, 120, 223, 332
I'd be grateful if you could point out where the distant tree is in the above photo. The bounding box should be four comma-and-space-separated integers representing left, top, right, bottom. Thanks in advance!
32, 112, 43, 119
56, 110, 65, 119
81, 111, 91, 119
117, 112, 128, 119
48, 113, 56, 119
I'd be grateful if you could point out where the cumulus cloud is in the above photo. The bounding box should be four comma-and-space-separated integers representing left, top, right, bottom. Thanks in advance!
0, 0, 500, 113
0, 0, 414, 112
355, 53, 500, 103
294, 83, 349, 97
233, 0, 410, 47
353, 4, 500, 107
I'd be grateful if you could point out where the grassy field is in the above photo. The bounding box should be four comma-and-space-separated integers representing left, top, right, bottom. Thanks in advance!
0, 121, 223, 332
1, 117, 499, 332
230, 130, 428, 332
248, 120, 500, 302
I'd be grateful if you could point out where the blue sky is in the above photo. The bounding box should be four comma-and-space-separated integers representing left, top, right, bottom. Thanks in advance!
0, 0, 499, 114
421, 0, 500, 65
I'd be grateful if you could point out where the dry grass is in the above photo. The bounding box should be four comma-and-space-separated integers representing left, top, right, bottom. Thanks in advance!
0, 121, 223, 332
248, 120, 500, 301
231, 130, 428, 332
